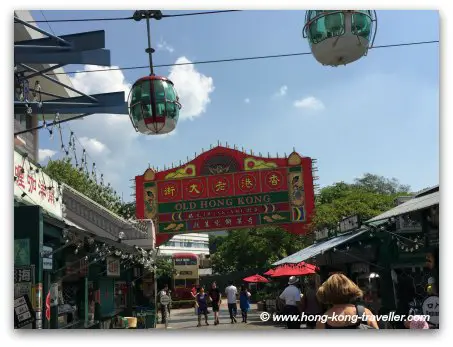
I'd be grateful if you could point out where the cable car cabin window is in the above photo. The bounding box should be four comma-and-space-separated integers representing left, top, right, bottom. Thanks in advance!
351, 11, 372, 39
308, 12, 345, 44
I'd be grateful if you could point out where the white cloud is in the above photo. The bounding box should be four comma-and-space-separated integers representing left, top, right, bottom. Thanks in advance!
274, 85, 288, 97
157, 40, 174, 53
78, 137, 110, 155
293, 96, 325, 111
244, 98, 250, 104
70, 65, 131, 101
168, 56, 215, 120
38, 149, 56, 162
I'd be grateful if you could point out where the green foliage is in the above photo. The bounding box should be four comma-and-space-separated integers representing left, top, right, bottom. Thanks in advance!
210, 226, 307, 274
209, 235, 227, 254
155, 255, 175, 288
311, 173, 411, 231
44, 158, 135, 217
353, 173, 411, 195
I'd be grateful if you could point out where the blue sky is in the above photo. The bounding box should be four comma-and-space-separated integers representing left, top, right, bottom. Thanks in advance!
32, 10, 439, 201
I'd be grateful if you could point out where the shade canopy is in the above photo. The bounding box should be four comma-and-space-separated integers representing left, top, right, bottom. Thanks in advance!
263, 268, 275, 276
243, 274, 270, 283
270, 262, 318, 277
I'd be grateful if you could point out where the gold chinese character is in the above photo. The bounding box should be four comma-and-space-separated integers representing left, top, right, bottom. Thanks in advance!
215, 180, 227, 192
241, 177, 254, 189
189, 184, 200, 194
164, 185, 176, 196
268, 174, 280, 186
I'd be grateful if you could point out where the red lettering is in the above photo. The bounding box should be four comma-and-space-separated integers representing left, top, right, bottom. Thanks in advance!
27, 175, 37, 193
47, 189, 55, 205
39, 181, 47, 199
15, 165, 25, 189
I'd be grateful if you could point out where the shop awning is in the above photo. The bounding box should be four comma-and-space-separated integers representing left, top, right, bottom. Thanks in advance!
272, 229, 367, 266
366, 190, 439, 223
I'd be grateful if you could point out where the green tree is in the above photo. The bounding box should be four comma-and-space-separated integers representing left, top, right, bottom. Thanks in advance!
210, 226, 307, 274
209, 234, 227, 254
353, 173, 411, 195
44, 158, 127, 215
155, 255, 175, 288
311, 173, 411, 231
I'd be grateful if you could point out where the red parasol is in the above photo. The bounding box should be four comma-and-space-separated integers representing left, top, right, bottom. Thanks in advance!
271, 262, 318, 277
263, 268, 275, 276
243, 274, 270, 283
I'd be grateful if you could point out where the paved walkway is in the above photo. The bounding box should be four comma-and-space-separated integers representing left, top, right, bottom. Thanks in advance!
156, 303, 288, 330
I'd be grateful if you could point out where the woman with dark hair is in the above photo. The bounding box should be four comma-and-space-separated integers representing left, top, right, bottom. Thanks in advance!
239, 285, 251, 323
316, 274, 378, 329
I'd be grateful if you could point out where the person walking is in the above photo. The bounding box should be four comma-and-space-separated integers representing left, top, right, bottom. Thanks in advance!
209, 281, 222, 325
240, 285, 251, 323
278, 276, 303, 329
225, 280, 238, 323
157, 284, 169, 324
191, 285, 199, 316
195, 286, 209, 327
315, 274, 379, 329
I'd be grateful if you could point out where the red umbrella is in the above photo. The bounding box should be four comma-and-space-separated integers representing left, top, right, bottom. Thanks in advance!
263, 268, 275, 276
271, 262, 318, 277
243, 274, 270, 283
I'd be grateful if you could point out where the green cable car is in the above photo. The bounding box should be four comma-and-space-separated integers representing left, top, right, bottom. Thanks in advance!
303, 10, 377, 66
128, 75, 182, 135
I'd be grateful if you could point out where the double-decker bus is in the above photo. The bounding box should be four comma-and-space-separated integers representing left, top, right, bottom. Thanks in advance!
171, 253, 199, 302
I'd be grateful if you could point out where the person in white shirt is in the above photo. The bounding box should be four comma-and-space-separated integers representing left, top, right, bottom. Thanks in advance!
278, 276, 302, 329
225, 280, 238, 323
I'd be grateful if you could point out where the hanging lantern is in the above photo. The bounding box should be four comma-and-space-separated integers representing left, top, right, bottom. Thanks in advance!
128, 75, 181, 135
303, 10, 377, 66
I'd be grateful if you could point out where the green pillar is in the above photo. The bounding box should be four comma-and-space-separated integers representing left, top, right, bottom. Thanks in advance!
84, 277, 89, 326
377, 234, 397, 312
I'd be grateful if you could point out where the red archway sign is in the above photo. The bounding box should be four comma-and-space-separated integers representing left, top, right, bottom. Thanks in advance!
135, 146, 315, 246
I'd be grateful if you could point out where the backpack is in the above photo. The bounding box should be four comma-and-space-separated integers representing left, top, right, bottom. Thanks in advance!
355, 304, 375, 329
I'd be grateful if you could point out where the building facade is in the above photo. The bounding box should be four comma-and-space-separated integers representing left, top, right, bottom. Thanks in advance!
158, 233, 209, 256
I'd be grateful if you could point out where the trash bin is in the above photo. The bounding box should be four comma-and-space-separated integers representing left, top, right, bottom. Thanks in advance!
135, 306, 156, 329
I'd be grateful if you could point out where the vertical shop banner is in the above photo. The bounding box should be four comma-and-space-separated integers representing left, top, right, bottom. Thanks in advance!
42, 246, 53, 271
14, 265, 34, 299
106, 257, 120, 277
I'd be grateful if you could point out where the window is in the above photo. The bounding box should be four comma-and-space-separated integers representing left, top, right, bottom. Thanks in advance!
308, 12, 345, 45
351, 11, 372, 39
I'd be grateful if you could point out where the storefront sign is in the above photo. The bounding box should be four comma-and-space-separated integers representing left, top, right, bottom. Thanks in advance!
14, 150, 63, 218
14, 265, 34, 299
422, 296, 439, 326
179, 271, 193, 275
42, 246, 53, 270
14, 239, 30, 266
315, 228, 329, 241
14, 295, 35, 329
136, 147, 315, 244
106, 257, 120, 277
339, 215, 360, 233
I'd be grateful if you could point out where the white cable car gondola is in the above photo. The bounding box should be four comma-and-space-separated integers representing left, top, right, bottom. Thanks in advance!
303, 10, 377, 66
